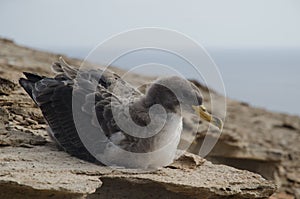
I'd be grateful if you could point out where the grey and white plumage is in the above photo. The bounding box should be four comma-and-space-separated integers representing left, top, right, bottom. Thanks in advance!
19, 58, 221, 169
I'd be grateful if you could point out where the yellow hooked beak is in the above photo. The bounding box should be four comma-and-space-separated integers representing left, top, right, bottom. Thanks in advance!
192, 105, 223, 130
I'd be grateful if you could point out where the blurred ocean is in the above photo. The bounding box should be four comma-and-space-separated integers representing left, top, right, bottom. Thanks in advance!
55, 47, 300, 116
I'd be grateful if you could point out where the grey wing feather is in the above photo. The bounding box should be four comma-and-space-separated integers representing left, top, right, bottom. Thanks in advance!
20, 58, 143, 162
30, 78, 98, 162
51, 57, 142, 100
51, 57, 77, 79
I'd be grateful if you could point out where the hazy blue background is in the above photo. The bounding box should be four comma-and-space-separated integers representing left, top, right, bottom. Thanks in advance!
0, 0, 299, 115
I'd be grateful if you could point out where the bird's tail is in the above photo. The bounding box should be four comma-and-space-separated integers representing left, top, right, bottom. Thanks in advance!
19, 72, 43, 101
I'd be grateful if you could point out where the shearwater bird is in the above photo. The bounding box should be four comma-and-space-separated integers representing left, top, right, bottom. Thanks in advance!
19, 58, 223, 169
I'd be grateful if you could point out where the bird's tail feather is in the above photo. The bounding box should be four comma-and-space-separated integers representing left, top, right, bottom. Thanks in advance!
19, 72, 43, 102
51, 57, 77, 79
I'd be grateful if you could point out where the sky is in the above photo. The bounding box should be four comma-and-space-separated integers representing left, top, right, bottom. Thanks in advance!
0, 0, 300, 115
1, 0, 300, 50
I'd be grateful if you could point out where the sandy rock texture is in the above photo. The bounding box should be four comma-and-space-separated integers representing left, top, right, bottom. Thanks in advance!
188, 76, 300, 199
0, 37, 296, 198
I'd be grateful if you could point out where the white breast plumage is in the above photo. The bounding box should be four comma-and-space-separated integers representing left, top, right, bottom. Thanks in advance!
99, 114, 183, 169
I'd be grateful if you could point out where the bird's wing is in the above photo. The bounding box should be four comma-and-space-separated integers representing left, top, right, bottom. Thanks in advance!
52, 57, 143, 100
35, 76, 143, 158
24, 77, 98, 162
19, 59, 145, 162
78, 82, 138, 143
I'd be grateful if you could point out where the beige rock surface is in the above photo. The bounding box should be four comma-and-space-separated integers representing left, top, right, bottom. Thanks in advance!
1, 37, 296, 198
0, 145, 274, 199
188, 84, 300, 199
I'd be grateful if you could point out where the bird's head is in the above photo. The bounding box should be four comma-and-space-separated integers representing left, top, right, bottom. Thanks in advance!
145, 76, 223, 130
